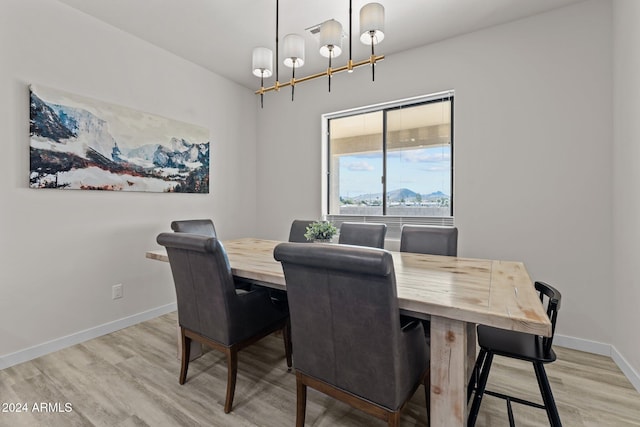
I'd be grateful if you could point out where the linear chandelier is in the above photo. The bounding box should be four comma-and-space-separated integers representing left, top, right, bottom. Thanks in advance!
252, 0, 385, 107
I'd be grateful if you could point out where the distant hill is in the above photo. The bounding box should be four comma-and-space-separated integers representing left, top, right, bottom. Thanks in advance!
348, 188, 448, 202
388, 188, 418, 200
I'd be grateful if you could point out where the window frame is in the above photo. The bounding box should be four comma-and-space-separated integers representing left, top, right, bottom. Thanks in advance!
321, 91, 454, 230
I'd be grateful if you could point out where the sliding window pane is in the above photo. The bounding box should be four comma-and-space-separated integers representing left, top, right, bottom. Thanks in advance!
386, 100, 452, 216
328, 112, 383, 215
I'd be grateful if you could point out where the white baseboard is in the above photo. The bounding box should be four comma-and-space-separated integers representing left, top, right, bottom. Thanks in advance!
611, 345, 640, 393
554, 334, 612, 356
555, 334, 640, 393
0, 303, 177, 370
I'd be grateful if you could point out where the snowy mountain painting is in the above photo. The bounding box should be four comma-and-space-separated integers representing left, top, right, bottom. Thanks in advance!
29, 84, 210, 193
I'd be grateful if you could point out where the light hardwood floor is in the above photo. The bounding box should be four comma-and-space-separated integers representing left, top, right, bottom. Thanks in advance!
1, 312, 639, 426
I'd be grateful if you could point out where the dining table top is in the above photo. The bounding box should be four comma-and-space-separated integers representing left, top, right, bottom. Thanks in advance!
146, 237, 551, 337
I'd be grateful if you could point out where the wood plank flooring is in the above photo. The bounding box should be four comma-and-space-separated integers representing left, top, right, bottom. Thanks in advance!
1, 312, 639, 426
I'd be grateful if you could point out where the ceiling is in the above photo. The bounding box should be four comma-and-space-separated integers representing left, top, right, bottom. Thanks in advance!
56, 0, 586, 91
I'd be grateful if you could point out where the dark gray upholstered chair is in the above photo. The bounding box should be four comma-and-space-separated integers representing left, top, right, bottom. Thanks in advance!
171, 219, 258, 291
157, 232, 292, 414
273, 243, 429, 427
467, 281, 562, 427
400, 225, 458, 256
338, 222, 387, 249
170, 219, 217, 237
399, 225, 458, 344
288, 219, 316, 243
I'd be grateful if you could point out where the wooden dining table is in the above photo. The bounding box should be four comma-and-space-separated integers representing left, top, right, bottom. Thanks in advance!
146, 237, 551, 427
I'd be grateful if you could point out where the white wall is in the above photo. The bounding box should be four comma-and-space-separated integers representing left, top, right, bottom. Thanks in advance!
256, 0, 613, 346
0, 0, 257, 362
613, 0, 640, 381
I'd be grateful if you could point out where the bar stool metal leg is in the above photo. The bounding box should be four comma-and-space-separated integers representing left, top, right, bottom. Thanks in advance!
467, 352, 494, 427
533, 361, 562, 427
468, 348, 487, 403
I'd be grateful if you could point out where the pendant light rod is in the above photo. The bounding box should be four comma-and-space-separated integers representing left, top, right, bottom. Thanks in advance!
275, 0, 279, 83
260, 73, 264, 108
291, 64, 296, 100
328, 51, 332, 92
349, 0, 353, 64
371, 41, 375, 81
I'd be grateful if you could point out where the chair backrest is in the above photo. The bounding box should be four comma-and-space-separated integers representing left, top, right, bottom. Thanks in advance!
273, 242, 410, 410
400, 225, 458, 256
288, 219, 316, 243
338, 222, 387, 248
157, 232, 241, 344
170, 219, 217, 238
535, 281, 562, 354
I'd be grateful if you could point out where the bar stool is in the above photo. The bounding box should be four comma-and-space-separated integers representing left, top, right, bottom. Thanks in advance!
467, 281, 562, 427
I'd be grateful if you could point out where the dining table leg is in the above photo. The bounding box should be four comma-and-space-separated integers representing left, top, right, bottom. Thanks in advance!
430, 316, 469, 427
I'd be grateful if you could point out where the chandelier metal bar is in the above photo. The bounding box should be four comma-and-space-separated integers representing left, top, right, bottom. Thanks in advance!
255, 54, 384, 95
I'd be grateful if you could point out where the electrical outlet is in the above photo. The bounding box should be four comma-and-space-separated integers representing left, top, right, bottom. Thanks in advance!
112, 284, 123, 300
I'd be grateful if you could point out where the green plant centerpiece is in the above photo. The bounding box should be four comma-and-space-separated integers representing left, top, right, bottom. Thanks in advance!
304, 221, 337, 242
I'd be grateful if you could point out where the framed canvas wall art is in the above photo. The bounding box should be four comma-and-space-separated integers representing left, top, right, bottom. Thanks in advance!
29, 84, 210, 193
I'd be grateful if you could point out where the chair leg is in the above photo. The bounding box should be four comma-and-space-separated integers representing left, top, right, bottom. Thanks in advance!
387, 411, 401, 427
224, 348, 238, 414
533, 362, 562, 427
467, 351, 494, 427
424, 369, 431, 419
179, 328, 191, 385
295, 375, 307, 427
283, 319, 293, 370
468, 348, 487, 403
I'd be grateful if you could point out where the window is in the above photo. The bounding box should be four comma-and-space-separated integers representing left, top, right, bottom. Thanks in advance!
323, 92, 453, 233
